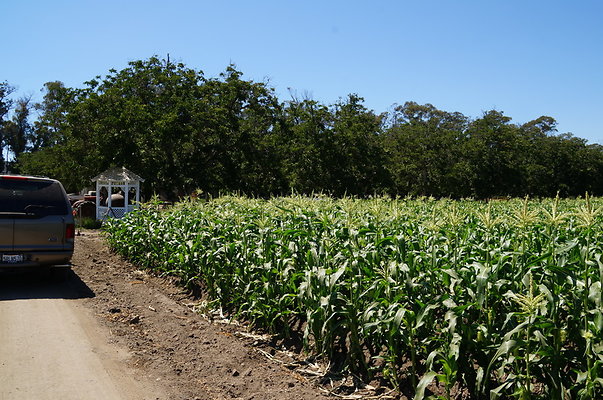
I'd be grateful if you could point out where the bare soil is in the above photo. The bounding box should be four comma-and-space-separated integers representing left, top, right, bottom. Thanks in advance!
71, 230, 339, 400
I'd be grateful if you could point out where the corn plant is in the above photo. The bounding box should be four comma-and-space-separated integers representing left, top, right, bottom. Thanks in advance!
104, 195, 603, 399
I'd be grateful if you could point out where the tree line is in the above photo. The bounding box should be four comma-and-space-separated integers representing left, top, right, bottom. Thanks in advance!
1, 56, 602, 199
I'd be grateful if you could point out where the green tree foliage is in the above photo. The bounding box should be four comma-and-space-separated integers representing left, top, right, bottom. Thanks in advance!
382, 102, 472, 197
196, 66, 285, 196
328, 94, 387, 195
278, 94, 387, 196
14, 57, 603, 198
279, 97, 334, 193
0, 81, 15, 170
465, 110, 525, 198
381, 103, 603, 198
32, 81, 75, 150
5, 95, 34, 159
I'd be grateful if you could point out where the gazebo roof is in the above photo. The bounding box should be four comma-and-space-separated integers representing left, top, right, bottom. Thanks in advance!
92, 167, 145, 183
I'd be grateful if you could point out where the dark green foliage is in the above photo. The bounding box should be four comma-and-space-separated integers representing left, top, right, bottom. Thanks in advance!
0, 81, 15, 171
76, 217, 102, 229
6, 56, 603, 197
381, 102, 471, 197
5, 96, 34, 161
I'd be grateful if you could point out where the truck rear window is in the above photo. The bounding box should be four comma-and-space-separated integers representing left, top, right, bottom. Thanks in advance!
0, 180, 69, 216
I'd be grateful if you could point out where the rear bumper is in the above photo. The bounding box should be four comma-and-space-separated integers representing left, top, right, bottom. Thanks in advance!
0, 251, 73, 268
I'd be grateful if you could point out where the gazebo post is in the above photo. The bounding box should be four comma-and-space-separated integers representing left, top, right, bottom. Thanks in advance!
95, 180, 99, 220
124, 182, 129, 210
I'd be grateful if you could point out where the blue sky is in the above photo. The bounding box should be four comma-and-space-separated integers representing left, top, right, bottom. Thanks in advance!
2, 1, 602, 143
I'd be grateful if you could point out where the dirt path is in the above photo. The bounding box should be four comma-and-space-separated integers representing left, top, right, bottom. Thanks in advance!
0, 279, 166, 400
0, 231, 331, 400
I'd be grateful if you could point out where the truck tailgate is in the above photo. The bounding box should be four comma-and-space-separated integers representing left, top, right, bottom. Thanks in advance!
0, 219, 13, 251
13, 216, 68, 252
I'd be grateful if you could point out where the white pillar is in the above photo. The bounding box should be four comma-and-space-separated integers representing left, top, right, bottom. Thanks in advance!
95, 181, 100, 220
124, 183, 130, 209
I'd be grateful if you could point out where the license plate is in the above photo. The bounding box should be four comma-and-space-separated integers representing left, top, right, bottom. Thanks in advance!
2, 254, 24, 263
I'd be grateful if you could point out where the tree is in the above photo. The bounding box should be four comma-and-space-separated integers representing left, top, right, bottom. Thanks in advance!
381, 102, 470, 197
56, 56, 209, 194
191, 65, 285, 196
32, 81, 75, 150
0, 81, 15, 170
19, 58, 284, 197
517, 116, 559, 196
5, 95, 34, 160
15, 57, 603, 198
279, 96, 334, 193
465, 110, 525, 198
327, 94, 387, 195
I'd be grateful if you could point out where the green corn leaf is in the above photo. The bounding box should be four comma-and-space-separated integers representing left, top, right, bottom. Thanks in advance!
413, 371, 438, 400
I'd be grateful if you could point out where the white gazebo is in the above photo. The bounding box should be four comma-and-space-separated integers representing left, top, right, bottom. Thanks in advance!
92, 167, 144, 220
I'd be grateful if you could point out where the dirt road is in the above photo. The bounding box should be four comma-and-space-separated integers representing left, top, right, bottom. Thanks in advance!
0, 232, 332, 400
0, 270, 167, 400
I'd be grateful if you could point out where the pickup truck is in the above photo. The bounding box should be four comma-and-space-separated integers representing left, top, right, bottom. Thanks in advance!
0, 175, 75, 268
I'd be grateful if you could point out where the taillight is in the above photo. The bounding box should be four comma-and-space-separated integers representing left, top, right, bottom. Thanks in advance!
66, 223, 75, 240
0, 175, 28, 180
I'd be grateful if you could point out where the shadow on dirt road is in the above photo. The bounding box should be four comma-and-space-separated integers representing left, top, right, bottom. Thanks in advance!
0, 268, 95, 301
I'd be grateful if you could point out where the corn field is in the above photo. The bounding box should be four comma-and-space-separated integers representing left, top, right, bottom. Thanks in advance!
104, 195, 603, 399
